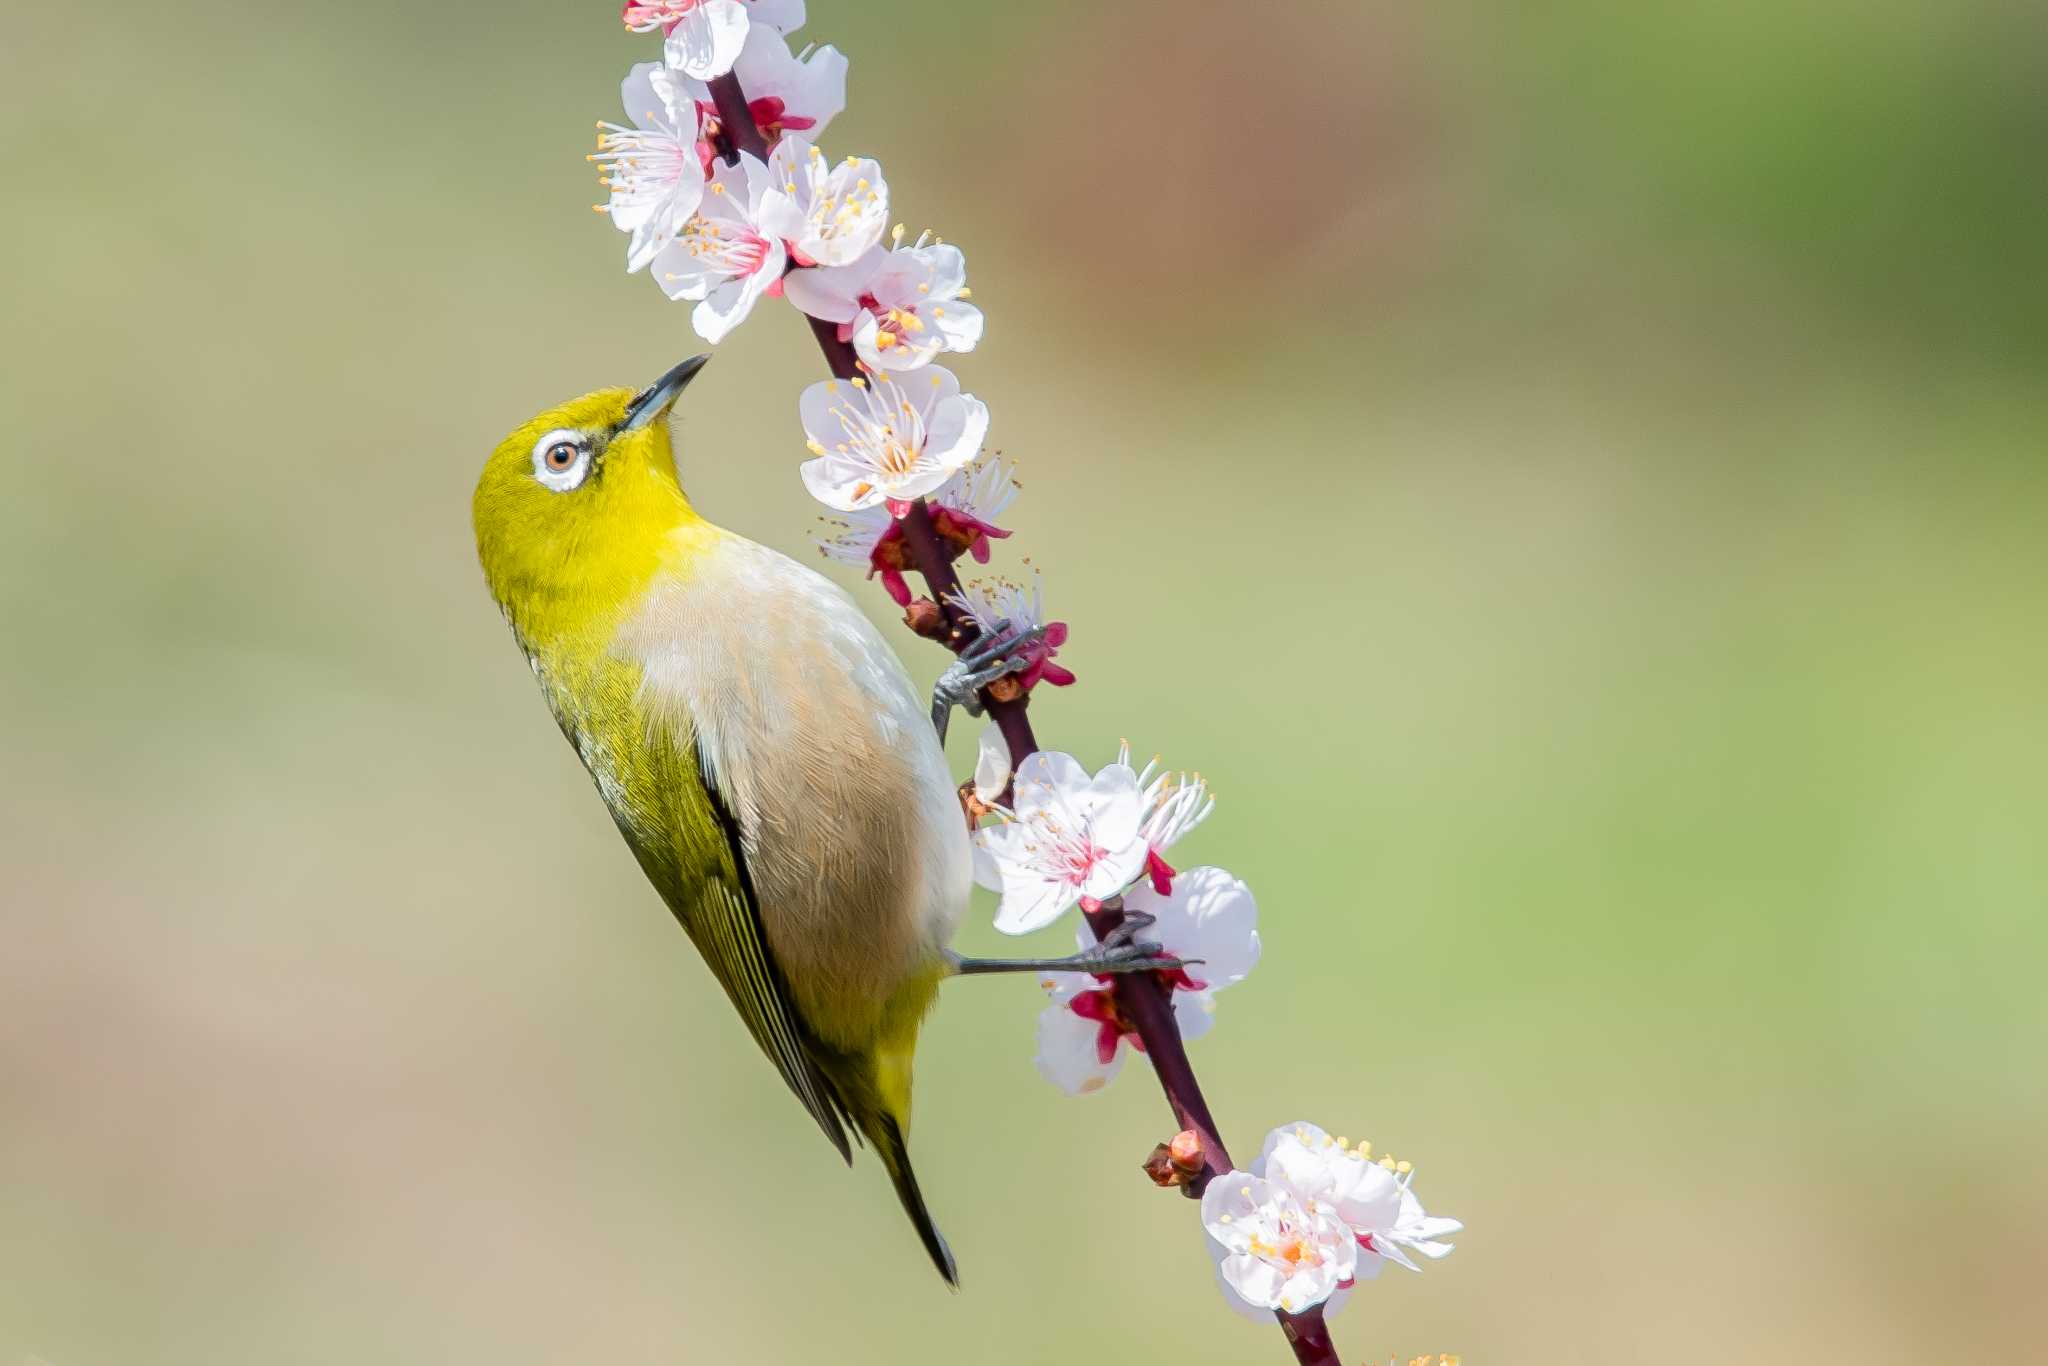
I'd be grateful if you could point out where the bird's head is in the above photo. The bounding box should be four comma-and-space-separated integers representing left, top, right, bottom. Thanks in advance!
472, 355, 710, 644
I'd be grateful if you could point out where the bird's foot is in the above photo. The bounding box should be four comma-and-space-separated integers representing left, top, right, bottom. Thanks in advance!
953, 928, 1192, 979
929, 619, 1048, 744
1095, 911, 1156, 952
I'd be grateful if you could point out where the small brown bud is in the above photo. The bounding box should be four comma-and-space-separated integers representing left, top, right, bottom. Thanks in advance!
986, 675, 1025, 704
956, 779, 993, 831
1143, 1129, 1206, 1188
902, 596, 945, 638
1142, 1143, 1192, 1188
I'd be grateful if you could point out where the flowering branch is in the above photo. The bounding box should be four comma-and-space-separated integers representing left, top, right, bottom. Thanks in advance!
705, 66, 1214, 1167
703, 68, 1337, 1366
593, 5, 1458, 1359
702, 69, 1045, 803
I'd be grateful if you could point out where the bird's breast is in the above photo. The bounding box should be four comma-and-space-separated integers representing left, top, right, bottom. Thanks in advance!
610, 531, 970, 1044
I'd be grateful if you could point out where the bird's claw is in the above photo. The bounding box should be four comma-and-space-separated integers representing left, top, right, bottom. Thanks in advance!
1097, 911, 1157, 953
930, 618, 1050, 742
1074, 935, 1191, 977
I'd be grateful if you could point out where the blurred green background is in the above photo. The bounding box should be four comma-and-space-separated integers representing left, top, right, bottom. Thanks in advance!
4, 0, 2045, 1361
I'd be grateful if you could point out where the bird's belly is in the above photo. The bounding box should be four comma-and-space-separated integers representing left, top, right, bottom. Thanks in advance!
617, 534, 970, 1046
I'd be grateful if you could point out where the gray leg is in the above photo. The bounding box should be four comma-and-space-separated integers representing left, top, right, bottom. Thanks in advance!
952, 926, 1192, 978
929, 620, 1049, 743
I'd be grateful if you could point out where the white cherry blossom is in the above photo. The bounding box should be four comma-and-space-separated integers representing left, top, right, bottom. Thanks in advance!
1258, 1123, 1462, 1278
1031, 867, 1259, 1096
648, 153, 787, 343
1123, 741, 1215, 894
759, 136, 889, 267
623, 0, 806, 44
595, 63, 709, 272
948, 572, 1073, 690
783, 233, 982, 372
797, 366, 988, 514
1201, 1174, 1359, 1316
814, 455, 1015, 605
1202, 1122, 1461, 1321
974, 749, 1149, 934
620, 1, 751, 80
1033, 968, 1213, 1096
677, 25, 846, 151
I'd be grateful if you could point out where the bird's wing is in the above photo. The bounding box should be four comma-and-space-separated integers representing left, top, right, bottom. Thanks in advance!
692, 774, 856, 1161
611, 710, 855, 1163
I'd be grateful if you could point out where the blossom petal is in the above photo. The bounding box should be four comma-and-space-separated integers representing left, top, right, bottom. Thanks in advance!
1125, 866, 1261, 989
1393, 1188, 1462, 1260
1169, 986, 1217, 1045
688, 240, 785, 342
973, 723, 1011, 805
782, 247, 880, 323
1221, 1254, 1286, 1310
1208, 1241, 1360, 1324
747, 0, 805, 34
798, 453, 886, 512
919, 242, 968, 296
1259, 1122, 1346, 1203
920, 390, 988, 474
990, 869, 1076, 935
1076, 763, 1143, 849
664, 0, 751, 79
930, 298, 984, 352
1010, 750, 1091, 821
1077, 839, 1149, 901
1033, 998, 1122, 1095
619, 62, 665, 133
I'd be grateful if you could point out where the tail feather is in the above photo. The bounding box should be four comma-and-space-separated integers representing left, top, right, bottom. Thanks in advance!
864, 1111, 957, 1287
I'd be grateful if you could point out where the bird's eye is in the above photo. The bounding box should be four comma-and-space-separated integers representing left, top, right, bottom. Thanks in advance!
529, 428, 592, 492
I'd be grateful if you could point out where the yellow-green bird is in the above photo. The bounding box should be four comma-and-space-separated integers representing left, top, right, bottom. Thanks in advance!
472, 356, 1174, 1284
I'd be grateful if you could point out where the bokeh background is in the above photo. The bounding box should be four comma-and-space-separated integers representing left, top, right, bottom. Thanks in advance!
4, 1, 2045, 1361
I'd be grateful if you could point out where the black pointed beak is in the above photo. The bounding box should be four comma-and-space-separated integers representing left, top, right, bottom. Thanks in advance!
622, 354, 710, 431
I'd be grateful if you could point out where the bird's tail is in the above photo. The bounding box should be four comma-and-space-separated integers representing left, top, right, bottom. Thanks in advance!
859, 1107, 957, 1287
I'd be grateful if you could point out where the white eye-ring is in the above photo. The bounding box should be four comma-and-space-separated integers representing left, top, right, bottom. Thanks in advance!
531, 429, 592, 492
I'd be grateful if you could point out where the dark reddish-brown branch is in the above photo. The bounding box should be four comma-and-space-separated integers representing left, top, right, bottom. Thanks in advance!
708, 73, 1337, 1366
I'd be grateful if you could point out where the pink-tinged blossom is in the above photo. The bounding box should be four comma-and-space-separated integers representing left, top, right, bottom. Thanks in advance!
1201, 1174, 1359, 1317
947, 573, 1073, 691
677, 24, 845, 152
758, 136, 889, 267
1122, 741, 1215, 895
623, 0, 806, 40
1256, 1122, 1462, 1280
783, 233, 983, 373
1033, 967, 1212, 1095
797, 367, 988, 514
595, 63, 710, 272
974, 749, 1149, 934
1205, 1122, 1463, 1322
1031, 867, 1260, 1095
813, 456, 1016, 605
648, 153, 787, 342
621, 0, 750, 79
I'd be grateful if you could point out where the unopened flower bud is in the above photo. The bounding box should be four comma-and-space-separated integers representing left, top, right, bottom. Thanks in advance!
903, 596, 946, 638
957, 778, 993, 828
1142, 1142, 1193, 1188
1142, 1129, 1206, 1187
